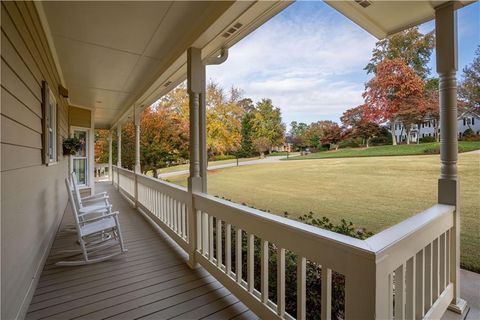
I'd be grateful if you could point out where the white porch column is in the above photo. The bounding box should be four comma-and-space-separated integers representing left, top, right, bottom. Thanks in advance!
116, 124, 122, 168
134, 108, 141, 174
108, 131, 113, 183
435, 3, 467, 314
186, 47, 203, 268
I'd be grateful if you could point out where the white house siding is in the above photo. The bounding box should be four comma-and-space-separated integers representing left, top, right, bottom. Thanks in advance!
392, 116, 480, 142
1, 2, 69, 319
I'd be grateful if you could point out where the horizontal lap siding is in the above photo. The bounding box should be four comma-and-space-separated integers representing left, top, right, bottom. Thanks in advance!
1, 2, 69, 319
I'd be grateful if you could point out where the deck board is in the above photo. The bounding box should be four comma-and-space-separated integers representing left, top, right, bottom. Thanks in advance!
26, 182, 257, 320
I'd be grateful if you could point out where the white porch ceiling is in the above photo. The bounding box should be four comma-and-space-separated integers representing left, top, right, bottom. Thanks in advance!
325, 0, 476, 39
38, 1, 291, 129
38, 1, 476, 129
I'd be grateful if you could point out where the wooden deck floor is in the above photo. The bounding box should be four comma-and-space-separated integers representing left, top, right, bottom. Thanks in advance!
26, 182, 257, 320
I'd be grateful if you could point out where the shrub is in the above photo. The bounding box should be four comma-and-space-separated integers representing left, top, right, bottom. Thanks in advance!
419, 136, 436, 143
464, 134, 480, 142
211, 154, 236, 161
338, 140, 360, 149
214, 196, 372, 319
369, 136, 390, 146
463, 128, 475, 138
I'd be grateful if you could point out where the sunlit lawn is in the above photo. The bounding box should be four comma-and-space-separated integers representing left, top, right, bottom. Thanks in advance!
166, 152, 480, 272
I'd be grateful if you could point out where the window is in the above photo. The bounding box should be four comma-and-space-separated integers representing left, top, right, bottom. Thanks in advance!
467, 118, 472, 125
71, 129, 89, 186
42, 81, 57, 165
473, 118, 475, 125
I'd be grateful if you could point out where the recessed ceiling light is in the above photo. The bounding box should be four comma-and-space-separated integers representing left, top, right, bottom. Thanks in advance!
96, 100, 102, 103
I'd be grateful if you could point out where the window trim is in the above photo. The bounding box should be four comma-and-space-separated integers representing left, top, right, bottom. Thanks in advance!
42, 81, 58, 166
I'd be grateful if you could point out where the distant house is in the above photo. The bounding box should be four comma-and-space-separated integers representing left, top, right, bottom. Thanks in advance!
392, 112, 480, 143
272, 143, 293, 153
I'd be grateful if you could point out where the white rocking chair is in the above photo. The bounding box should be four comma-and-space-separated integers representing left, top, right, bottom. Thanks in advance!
55, 178, 127, 266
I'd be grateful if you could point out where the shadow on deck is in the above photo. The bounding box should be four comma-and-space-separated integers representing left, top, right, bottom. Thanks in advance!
26, 182, 256, 320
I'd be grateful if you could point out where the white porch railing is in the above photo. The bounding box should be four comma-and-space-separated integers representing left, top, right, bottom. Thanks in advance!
112, 165, 455, 320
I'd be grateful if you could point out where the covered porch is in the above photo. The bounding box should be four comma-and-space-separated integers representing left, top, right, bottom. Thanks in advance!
1, 1, 477, 319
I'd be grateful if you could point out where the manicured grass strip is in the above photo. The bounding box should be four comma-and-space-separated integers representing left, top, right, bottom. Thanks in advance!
286, 141, 480, 160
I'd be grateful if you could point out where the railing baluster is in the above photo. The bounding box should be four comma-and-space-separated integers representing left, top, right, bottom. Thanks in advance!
446, 230, 450, 284
432, 238, 439, 300
209, 215, 214, 261
196, 210, 202, 250
321, 266, 332, 320
261, 239, 269, 304
395, 264, 405, 320
415, 249, 425, 319
297, 256, 306, 320
277, 247, 285, 317
424, 243, 432, 312
226, 223, 232, 276
181, 203, 186, 238
202, 212, 208, 256
217, 219, 222, 268
236, 227, 242, 284
247, 233, 254, 292
405, 256, 416, 319
440, 233, 446, 291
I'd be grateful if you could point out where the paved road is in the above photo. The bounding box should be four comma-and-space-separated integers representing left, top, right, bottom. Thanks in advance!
158, 156, 287, 178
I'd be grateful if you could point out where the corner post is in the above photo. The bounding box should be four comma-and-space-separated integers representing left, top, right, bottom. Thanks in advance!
435, 3, 467, 314
134, 107, 141, 208
108, 131, 113, 184
186, 47, 203, 268
116, 124, 121, 189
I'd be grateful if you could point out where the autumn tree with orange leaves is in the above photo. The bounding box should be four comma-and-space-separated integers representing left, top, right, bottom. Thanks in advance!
363, 58, 425, 145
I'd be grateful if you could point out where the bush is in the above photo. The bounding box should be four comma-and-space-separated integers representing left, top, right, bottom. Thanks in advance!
463, 128, 475, 138
464, 134, 480, 142
369, 136, 390, 146
338, 140, 360, 149
210, 154, 236, 161
419, 136, 436, 143
213, 196, 373, 319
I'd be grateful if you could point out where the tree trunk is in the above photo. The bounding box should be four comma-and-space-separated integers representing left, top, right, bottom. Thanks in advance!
391, 123, 397, 145
153, 168, 158, 179
406, 128, 411, 144
260, 152, 265, 159
366, 138, 369, 148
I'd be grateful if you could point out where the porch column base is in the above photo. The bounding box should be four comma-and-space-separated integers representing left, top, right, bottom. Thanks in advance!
448, 298, 468, 315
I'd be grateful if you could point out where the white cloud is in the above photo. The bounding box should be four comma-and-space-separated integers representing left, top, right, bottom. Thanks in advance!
207, 2, 377, 125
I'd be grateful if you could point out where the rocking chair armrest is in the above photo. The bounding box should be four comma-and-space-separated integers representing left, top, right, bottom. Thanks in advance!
78, 204, 112, 215
82, 196, 109, 203
82, 211, 119, 224
81, 192, 108, 200
81, 194, 109, 201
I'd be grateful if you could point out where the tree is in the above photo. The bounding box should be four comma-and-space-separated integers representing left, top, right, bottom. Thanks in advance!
206, 82, 243, 156
341, 105, 381, 147
289, 121, 308, 150
365, 27, 435, 79
240, 112, 254, 157
458, 46, 480, 115
252, 137, 270, 158
94, 129, 110, 163
251, 99, 285, 153
363, 59, 425, 145
320, 122, 343, 148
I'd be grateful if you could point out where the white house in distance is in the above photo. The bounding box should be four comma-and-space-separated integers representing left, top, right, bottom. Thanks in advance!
393, 111, 480, 143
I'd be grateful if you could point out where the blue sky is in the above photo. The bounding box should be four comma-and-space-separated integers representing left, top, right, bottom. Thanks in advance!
207, 1, 479, 128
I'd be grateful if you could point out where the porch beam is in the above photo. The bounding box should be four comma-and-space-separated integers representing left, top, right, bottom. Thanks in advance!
435, 2, 467, 314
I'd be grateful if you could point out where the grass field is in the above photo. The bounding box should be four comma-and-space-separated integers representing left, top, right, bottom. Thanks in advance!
154, 156, 260, 175
166, 152, 480, 272
287, 141, 480, 160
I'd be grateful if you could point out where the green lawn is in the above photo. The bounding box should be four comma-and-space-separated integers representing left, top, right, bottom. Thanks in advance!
287, 141, 480, 160
166, 152, 480, 272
